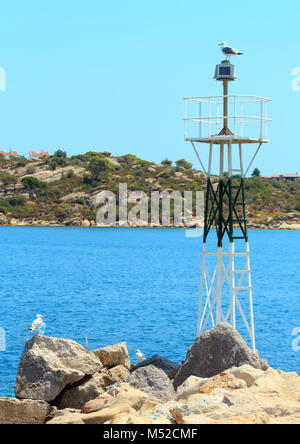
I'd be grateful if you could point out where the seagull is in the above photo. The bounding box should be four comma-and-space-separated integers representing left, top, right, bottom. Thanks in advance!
134, 349, 147, 363
27, 314, 45, 335
218, 42, 244, 61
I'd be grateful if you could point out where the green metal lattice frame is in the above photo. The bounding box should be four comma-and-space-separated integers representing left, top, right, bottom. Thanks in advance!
203, 177, 248, 246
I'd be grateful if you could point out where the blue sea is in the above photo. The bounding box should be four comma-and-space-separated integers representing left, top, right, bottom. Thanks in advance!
0, 227, 299, 397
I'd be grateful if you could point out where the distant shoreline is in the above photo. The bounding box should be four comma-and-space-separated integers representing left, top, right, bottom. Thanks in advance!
0, 223, 299, 231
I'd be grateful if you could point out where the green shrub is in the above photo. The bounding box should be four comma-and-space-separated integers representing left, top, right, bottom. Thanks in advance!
26, 165, 36, 174
66, 169, 74, 179
54, 149, 67, 158
252, 168, 261, 177
87, 157, 115, 181
8, 195, 26, 206
122, 154, 151, 167
10, 205, 34, 217
16, 157, 28, 168
53, 203, 72, 218
21, 176, 47, 197
71, 198, 85, 205
175, 158, 193, 170
0, 171, 17, 187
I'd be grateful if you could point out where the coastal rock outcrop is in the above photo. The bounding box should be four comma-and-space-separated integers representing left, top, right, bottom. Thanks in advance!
92, 342, 131, 370
126, 364, 175, 402
5, 333, 300, 424
0, 398, 50, 424
57, 374, 107, 410
57, 365, 130, 409
45, 365, 300, 424
15, 336, 102, 402
173, 323, 268, 389
133, 355, 180, 379
46, 383, 151, 424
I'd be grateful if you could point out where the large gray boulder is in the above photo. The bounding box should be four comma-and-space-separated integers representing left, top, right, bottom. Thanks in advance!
126, 365, 175, 402
15, 336, 102, 402
173, 323, 268, 390
0, 398, 50, 424
134, 355, 180, 379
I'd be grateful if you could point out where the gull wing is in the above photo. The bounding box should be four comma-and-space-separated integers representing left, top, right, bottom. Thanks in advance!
30, 318, 42, 331
223, 46, 242, 55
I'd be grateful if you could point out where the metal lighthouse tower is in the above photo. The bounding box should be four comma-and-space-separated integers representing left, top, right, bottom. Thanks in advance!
184, 50, 271, 351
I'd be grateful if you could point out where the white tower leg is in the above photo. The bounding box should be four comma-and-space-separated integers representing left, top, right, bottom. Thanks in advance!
197, 243, 256, 352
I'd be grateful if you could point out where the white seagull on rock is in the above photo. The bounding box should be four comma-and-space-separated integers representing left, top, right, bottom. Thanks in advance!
27, 314, 45, 335
218, 42, 244, 61
134, 349, 147, 363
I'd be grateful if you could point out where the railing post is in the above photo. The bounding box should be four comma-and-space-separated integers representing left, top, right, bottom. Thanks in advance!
184, 100, 187, 140
265, 100, 268, 140
199, 101, 202, 139
208, 99, 211, 138
260, 99, 263, 140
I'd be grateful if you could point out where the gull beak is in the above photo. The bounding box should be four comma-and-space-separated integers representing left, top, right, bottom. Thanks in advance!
217, 43, 222, 46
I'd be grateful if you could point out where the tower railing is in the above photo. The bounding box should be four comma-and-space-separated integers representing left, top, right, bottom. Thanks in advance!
184, 95, 271, 143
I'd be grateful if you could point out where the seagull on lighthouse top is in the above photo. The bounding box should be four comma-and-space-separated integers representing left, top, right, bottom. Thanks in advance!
218, 42, 244, 61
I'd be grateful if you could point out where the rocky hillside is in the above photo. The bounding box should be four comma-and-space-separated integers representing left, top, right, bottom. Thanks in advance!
1, 323, 300, 424
0, 150, 299, 229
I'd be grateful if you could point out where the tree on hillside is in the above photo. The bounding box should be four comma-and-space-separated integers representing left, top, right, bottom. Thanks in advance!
122, 154, 151, 167
161, 158, 173, 166
21, 176, 45, 198
54, 149, 67, 158
16, 157, 28, 168
45, 149, 67, 170
252, 168, 261, 177
0, 171, 17, 193
175, 158, 193, 170
87, 156, 115, 181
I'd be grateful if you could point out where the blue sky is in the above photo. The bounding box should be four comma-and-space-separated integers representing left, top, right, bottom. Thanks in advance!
0, 0, 299, 175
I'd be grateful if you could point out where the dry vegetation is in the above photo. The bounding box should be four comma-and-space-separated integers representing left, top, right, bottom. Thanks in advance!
0, 150, 298, 228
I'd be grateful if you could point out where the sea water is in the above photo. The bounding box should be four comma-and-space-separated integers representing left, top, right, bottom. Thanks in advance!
0, 227, 299, 396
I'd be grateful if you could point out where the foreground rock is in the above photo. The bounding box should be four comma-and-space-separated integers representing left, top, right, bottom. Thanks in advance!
170, 365, 300, 424
126, 365, 175, 402
173, 323, 268, 389
0, 398, 50, 424
57, 374, 107, 410
6, 332, 300, 424
134, 355, 180, 379
15, 336, 102, 402
48, 383, 149, 424
57, 366, 130, 409
93, 342, 130, 370
45, 365, 300, 425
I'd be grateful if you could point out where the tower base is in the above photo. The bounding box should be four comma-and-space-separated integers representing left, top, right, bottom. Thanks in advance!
197, 242, 256, 352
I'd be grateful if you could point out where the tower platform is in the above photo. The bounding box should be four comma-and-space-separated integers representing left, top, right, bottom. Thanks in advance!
184, 95, 271, 144
185, 135, 269, 145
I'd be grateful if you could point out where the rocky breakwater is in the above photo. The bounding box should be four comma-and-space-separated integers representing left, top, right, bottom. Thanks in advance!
1, 323, 300, 424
